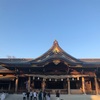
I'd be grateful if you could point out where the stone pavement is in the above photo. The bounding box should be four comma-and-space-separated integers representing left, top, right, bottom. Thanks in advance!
5, 94, 100, 100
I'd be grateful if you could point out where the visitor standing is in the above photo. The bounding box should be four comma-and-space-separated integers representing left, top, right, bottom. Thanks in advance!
46, 92, 50, 100
0, 92, 5, 100
30, 90, 33, 100
56, 90, 60, 100
26, 91, 30, 100
33, 90, 37, 100
38, 90, 42, 100
43, 90, 46, 100
22, 91, 26, 100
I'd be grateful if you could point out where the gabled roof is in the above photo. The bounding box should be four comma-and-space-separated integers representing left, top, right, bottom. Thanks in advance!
0, 40, 100, 69
30, 40, 82, 65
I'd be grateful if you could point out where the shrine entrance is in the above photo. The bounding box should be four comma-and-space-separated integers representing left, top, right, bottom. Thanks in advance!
0, 81, 9, 91
46, 80, 64, 89
33, 77, 42, 89
0, 79, 15, 93
70, 80, 81, 89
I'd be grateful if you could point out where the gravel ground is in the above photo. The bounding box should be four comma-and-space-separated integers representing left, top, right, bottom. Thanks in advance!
4, 94, 100, 100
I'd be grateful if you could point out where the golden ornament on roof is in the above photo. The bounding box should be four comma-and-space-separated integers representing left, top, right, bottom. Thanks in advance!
53, 47, 60, 53
53, 60, 60, 65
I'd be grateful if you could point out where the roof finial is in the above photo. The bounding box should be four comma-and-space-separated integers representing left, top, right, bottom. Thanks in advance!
54, 40, 58, 44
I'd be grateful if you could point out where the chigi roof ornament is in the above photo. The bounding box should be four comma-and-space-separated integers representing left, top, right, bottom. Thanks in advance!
53, 40, 58, 45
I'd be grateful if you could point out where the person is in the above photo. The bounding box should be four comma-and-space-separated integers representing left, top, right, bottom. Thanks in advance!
43, 90, 46, 100
38, 90, 42, 100
30, 90, 33, 100
25, 81, 28, 90
33, 90, 37, 100
26, 91, 30, 100
56, 90, 60, 100
22, 91, 26, 100
46, 92, 50, 100
0, 92, 5, 100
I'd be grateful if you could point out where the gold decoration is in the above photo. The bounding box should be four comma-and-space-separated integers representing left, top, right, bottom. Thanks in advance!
53, 60, 60, 65
53, 47, 60, 53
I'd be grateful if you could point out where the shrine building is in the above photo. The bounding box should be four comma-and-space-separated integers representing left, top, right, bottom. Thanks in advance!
0, 40, 100, 94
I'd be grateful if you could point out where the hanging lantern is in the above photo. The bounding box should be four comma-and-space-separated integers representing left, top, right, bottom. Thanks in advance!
77, 77, 79, 80
67, 78, 69, 81
49, 79, 51, 81
72, 78, 74, 80
33, 77, 35, 80
61, 79, 63, 81
43, 78, 45, 81
38, 77, 39, 80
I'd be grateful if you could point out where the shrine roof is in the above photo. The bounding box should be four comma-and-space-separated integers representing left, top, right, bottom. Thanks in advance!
29, 40, 82, 64
0, 40, 100, 68
80, 58, 100, 63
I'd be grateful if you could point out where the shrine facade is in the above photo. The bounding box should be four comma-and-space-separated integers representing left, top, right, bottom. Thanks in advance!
0, 40, 100, 94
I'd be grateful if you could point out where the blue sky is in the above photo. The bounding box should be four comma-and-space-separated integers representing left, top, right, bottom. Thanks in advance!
0, 0, 100, 58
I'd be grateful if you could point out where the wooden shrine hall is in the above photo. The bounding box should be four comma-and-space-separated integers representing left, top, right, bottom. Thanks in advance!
0, 40, 100, 94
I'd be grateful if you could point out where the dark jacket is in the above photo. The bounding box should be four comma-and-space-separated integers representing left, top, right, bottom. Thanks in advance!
56, 92, 60, 97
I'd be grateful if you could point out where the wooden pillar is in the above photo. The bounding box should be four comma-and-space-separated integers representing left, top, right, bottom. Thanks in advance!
31, 81, 34, 90
15, 77, 18, 93
82, 77, 86, 94
42, 79, 46, 91
94, 76, 98, 95
67, 78, 70, 94
28, 76, 31, 92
